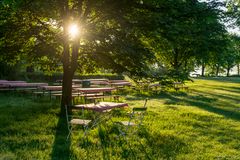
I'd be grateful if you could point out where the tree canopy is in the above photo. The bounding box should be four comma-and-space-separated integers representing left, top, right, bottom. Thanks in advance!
1, 0, 239, 105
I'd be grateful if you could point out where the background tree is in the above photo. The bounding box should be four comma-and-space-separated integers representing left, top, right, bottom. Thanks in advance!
138, 0, 227, 80
223, 35, 240, 76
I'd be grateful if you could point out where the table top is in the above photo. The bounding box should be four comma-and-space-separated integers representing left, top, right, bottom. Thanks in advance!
110, 82, 132, 86
8, 83, 48, 88
57, 79, 109, 82
0, 80, 8, 83
40, 84, 81, 91
0, 81, 26, 84
90, 81, 110, 85
109, 80, 128, 83
72, 102, 128, 112
40, 85, 62, 91
74, 87, 115, 93
56, 79, 83, 83
85, 79, 109, 82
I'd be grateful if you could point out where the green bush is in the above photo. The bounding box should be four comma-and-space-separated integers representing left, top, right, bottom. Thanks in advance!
0, 62, 20, 80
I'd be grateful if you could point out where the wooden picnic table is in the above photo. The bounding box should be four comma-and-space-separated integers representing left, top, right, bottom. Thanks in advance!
40, 85, 62, 91
86, 79, 109, 82
34, 85, 62, 100
0, 82, 48, 91
40, 85, 81, 91
109, 80, 128, 83
73, 87, 117, 103
173, 82, 189, 91
8, 83, 48, 88
0, 80, 8, 83
72, 102, 128, 128
56, 79, 84, 83
74, 87, 115, 93
0, 81, 26, 84
110, 82, 132, 87
72, 102, 128, 112
90, 81, 110, 85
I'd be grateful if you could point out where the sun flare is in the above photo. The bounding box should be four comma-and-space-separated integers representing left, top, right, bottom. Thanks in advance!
68, 24, 79, 39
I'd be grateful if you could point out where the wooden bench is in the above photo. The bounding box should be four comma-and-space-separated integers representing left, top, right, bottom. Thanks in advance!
50, 93, 103, 99
148, 83, 163, 92
191, 73, 201, 77
81, 93, 103, 97
173, 82, 189, 91
86, 95, 120, 101
51, 93, 79, 98
51, 93, 106, 103
33, 90, 62, 100
33, 91, 45, 96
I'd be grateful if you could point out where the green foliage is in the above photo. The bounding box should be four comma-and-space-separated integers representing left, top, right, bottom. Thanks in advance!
0, 0, 155, 77
227, 0, 240, 26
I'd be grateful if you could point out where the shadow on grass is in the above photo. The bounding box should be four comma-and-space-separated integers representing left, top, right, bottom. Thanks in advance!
192, 89, 240, 103
220, 86, 240, 94
199, 85, 240, 96
184, 98, 240, 121
51, 110, 71, 160
94, 118, 188, 160
0, 93, 70, 159
163, 92, 240, 121
116, 126, 188, 159
140, 127, 189, 159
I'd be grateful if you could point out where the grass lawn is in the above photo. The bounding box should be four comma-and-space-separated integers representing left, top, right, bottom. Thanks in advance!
0, 77, 240, 159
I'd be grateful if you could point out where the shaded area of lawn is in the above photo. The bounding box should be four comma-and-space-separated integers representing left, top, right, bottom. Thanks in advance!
0, 92, 72, 159
51, 111, 71, 160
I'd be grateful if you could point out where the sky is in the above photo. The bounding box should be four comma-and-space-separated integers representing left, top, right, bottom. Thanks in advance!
227, 26, 240, 35
199, 0, 240, 35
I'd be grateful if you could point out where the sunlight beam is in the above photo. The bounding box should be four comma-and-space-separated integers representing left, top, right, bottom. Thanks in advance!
68, 23, 79, 39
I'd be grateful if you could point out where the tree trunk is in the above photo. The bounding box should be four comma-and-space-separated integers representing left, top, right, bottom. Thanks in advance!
60, 40, 73, 113
227, 67, 230, 77
61, 67, 74, 112
60, 41, 80, 112
60, 0, 71, 114
59, 0, 81, 113
216, 65, 219, 76
201, 63, 205, 77
173, 49, 179, 71
238, 64, 240, 76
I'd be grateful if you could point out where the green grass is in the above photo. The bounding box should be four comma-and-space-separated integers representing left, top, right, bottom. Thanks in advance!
0, 77, 240, 159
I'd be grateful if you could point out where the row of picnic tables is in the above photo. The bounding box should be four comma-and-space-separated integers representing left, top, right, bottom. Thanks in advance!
0, 80, 48, 90
0, 79, 132, 90
56, 79, 132, 87
0, 79, 132, 103
0, 80, 130, 136
0, 79, 128, 105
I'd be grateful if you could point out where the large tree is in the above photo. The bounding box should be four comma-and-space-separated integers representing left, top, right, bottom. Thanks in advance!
0, 0, 155, 109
